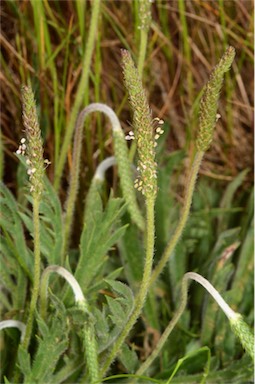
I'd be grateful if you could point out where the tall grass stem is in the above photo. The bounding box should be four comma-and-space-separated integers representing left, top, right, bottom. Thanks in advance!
178, 0, 193, 126
54, 0, 101, 191
137, 0, 151, 75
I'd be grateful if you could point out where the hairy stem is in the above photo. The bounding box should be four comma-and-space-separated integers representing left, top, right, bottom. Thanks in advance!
150, 151, 204, 285
100, 196, 155, 376
22, 198, 41, 349
83, 320, 100, 383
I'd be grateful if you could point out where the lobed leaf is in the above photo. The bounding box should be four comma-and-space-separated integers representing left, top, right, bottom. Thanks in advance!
23, 314, 69, 383
75, 194, 127, 291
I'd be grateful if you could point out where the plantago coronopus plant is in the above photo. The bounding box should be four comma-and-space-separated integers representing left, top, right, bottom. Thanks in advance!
100, 49, 161, 376
19, 85, 47, 350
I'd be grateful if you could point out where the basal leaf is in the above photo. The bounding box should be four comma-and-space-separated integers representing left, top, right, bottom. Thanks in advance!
75, 195, 126, 290
106, 296, 128, 327
119, 343, 139, 373
105, 279, 134, 312
24, 314, 69, 383
0, 182, 32, 278
18, 346, 31, 377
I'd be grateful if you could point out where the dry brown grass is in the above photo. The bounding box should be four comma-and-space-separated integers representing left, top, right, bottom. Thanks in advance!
1, 0, 253, 188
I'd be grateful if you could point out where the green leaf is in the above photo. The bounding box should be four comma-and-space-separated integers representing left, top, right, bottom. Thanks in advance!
50, 357, 84, 384
24, 314, 69, 383
18, 346, 31, 377
105, 279, 134, 311
83, 179, 104, 226
231, 219, 254, 308
42, 177, 64, 264
217, 169, 249, 234
106, 296, 128, 327
18, 177, 64, 265
94, 307, 110, 346
87, 267, 124, 294
105, 279, 134, 328
119, 343, 139, 373
0, 238, 27, 311
119, 224, 144, 286
157, 355, 253, 383
0, 182, 32, 278
155, 150, 185, 255
201, 263, 235, 346
75, 195, 127, 290
161, 347, 211, 384
94, 280, 134, 353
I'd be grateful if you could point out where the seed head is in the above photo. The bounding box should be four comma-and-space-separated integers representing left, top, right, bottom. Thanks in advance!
196, 46, 235, 152
121, 49, 157, 199
21, 85, 45, 197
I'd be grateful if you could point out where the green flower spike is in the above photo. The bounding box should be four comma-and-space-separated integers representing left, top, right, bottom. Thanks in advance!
230, 314, 254, 361
121, 49, 158, 200
196, 46, 236, 152
20, 85, 47, 197
150, 46, 236, 287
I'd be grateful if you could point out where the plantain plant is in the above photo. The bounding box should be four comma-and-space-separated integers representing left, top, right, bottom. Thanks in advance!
0, 45, 253, 384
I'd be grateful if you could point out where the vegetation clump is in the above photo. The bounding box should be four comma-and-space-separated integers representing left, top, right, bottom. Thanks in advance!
0, 2, 253, 383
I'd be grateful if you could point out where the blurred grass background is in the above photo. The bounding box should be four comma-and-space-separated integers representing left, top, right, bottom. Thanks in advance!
1, 0, 253, 188
0, 0, 254, 381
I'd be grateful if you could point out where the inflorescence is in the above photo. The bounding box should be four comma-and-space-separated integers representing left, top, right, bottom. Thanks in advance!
125, 117, 164, 195
16, 137, 50, 193
17, 85, 50, 195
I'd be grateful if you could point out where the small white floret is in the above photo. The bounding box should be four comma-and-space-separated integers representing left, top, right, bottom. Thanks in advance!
27, 168, 36, 176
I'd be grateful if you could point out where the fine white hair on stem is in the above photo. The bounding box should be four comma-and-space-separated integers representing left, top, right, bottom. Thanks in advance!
76, 103, 122, 132
185, 272, 238, 320
41, 265, 86, 304
94, 156, 116, 181
0, 320, 26, 342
